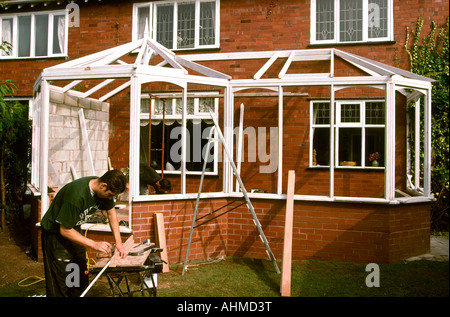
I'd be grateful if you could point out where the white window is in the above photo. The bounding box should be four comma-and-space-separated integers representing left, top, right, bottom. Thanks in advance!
311, 0, 393, 44
133, 0, 220, 50
310, 100, 385, 168
0, 11, 68, 58
140, 95, 219, 177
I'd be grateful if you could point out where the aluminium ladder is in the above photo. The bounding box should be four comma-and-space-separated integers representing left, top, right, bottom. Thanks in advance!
182, 108, 280, 275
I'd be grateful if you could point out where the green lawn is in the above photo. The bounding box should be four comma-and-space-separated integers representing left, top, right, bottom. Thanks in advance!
0, 257, 448, 297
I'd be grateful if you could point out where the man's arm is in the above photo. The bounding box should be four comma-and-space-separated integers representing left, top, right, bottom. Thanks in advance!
59, 224, 111, 254
106, 207, 128, 258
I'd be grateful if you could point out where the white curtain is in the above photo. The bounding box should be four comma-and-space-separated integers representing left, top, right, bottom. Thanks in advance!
1, 19, 12, 56
57, 16, 65, 54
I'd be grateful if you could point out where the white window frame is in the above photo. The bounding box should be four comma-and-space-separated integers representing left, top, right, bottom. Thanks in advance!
310, 0, 394, 45
310, 100, 385, 168
140, 95, 219, 176
132, 0, 220, 51
0, 10, 68, 59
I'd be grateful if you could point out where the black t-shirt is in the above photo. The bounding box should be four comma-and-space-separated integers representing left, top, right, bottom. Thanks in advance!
41, 176, 115, 233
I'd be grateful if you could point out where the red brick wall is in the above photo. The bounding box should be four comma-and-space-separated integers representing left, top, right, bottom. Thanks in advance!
127, 198, 430, 265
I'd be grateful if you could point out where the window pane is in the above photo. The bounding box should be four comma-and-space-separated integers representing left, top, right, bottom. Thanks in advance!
138, 6, 150, 39
316, 0, 335, 41
177, 2, 195, 49
339, 127, 361, 165
368, 0, 388, 38
200, 1, 216, 45
199, 98, 214, 113
365, 128, 384, 166
35, 14, 49, 56
141, 99, 150, 113
366, 102, 385, 124
312, 127, 330, 166
53, 15, 65, 54
341, 103, 360, 123
156, 4, 174, 49
18, 15, 31, 57
340, 0, 362, 42
1, 18, 13, 56
313, 102, 330, 124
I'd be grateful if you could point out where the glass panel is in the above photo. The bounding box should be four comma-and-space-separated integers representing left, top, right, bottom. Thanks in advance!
154, 99, 173, 116
187, 98, 194, 115
138, 6, 150, 39
177, 2, 195, 49
313, 102, 330, 125
200, 1, 216, 45
199, 98, 214, 113
1, 18, 13, 56
312, 127, 330, 166
368, 0, 388, 38
18, 15, 31, 57
366, 102, 385, 124
365, 128, 384, 166
141, 99, 150, 113
341, 103, 360, 123
35, 14, 49, 56
156, 4, 174, 49
340, 0, 362, 42
52, 15, 65, 54
186, 120, 214, 171
316, 0, 335, 41
339, 127, 361, 166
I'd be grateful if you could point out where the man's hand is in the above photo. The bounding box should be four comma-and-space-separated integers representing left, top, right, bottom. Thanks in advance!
115, 243, 128, 258
92, 241, 112, 254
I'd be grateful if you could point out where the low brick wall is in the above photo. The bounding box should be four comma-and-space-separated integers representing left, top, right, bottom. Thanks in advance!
32, 196, 430, 265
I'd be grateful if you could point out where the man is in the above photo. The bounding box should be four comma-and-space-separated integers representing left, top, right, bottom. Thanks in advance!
139, 163, 172, 194
40, 169, 128, 297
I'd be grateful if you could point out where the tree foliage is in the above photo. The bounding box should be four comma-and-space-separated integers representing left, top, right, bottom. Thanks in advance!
0, 47, 31, 232
405, 17, 449, 231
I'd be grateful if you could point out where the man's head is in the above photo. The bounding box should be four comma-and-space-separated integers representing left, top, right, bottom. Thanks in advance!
155, 178, 172, 194
96, 169, 128, 199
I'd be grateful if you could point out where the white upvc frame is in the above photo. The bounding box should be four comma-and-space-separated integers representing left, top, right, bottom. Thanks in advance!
132, 0, 220, 51
0, 9, 68, 59
310, 0, 394, 45
32, 43, 435, 226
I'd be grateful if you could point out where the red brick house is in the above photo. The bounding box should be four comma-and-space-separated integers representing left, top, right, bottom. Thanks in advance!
1, 0, 447, 265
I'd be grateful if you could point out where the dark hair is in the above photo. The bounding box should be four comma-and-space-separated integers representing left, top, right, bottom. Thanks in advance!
158, 178, 172, 193
99, 170, 128, 194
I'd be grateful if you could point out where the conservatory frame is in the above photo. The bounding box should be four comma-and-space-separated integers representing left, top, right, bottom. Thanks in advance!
32, 38, 435, 228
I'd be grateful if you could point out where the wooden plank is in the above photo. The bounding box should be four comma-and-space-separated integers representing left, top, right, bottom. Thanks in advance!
281, 170, 295, 297
154, 213, 169, 273
109, 235, 134, 267
94, 235, 134, 268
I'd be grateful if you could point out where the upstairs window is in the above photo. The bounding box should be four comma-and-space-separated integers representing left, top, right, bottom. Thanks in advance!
311, 0, 393, 44
0, 11, 67, 58
133, 0, 220, 50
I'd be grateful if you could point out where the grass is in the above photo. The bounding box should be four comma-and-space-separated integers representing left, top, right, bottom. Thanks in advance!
157, 257, 449, 297
0, 257, 448, 297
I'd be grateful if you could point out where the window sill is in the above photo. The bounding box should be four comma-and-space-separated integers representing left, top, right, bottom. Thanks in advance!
308, 40, 396, 48
0, 55, 68, 61
34, 222, 133, 234
308, 165, 385, 170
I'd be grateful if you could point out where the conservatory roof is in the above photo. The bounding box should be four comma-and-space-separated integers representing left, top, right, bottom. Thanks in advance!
35, 37, 433, 100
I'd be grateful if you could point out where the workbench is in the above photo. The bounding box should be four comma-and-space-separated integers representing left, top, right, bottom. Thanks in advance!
92, 236, 163, 297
